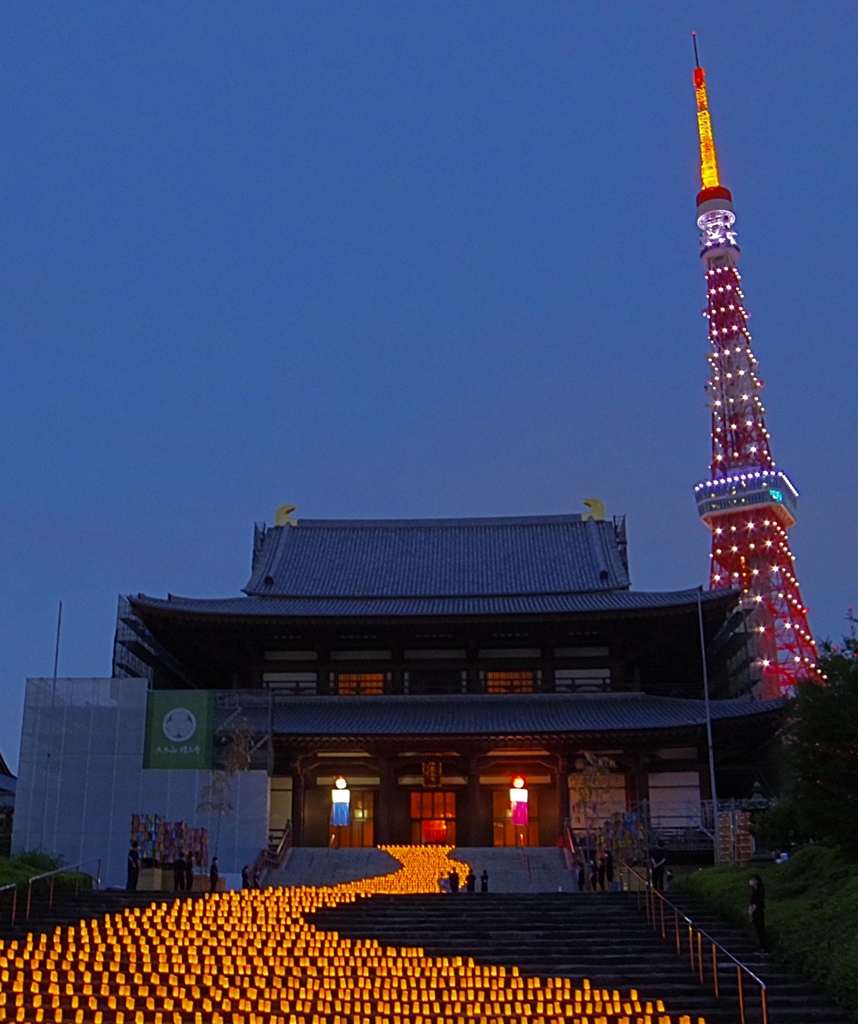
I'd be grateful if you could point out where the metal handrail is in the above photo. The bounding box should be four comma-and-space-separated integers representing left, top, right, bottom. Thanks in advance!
619, 860, 768, 1024
23, 858, 102, 922
0, 882, 18, 925
253, 820, 293, 883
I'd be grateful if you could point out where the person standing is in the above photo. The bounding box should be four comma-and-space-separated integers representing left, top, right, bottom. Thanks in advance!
748, 875, 767, 950
597, 854, 607, 892
185, 852, 195, 892
241, 864, 251, 890
605, 849, 615, 890
126, 841, 140, 892
650, 843, 667, 892
576, 861, 585, 893
173, 851, 186, 892
589, 856, 598, 892
448, 868, 460, 894
480, 869, 489, 893
209, 857, 219, 893
465, 869, 476, 893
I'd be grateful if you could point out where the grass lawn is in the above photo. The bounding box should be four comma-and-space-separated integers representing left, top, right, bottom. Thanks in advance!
0, 851, 94, 892
674, 846, 858, 1019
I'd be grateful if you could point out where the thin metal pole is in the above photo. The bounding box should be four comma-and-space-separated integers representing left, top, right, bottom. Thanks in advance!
737, 965, 746, 1024
39, 601, 64, 850
761, 986, 768, 1024
712, 943, 719, 998
52, 601, 63, 682
697, 588, 721, 863
697, 931, 704, 983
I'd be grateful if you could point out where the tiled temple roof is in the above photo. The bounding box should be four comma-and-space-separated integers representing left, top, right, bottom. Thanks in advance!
244, 514, 630, 597
228, 692, 783, 737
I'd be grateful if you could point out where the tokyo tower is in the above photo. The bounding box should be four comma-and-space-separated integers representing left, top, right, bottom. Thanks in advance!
689, 38, 819, 696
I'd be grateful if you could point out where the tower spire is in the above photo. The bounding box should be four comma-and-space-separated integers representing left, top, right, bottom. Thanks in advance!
689, 46, 820, 696
691, 33, 722, 192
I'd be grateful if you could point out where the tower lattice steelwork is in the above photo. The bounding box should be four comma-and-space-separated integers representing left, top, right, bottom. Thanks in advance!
690, 44, 819, 696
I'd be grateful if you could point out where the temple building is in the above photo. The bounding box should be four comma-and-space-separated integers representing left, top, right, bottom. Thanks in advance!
130, 508, 781, 845
13, 504, 782, 883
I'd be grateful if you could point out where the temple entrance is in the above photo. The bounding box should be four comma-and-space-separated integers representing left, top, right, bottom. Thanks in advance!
410, 791, 457, 844
492, 789, 539, 846
331, 790, 375, 848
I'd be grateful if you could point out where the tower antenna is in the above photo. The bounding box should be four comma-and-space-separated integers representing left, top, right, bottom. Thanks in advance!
692, 30, 700, 68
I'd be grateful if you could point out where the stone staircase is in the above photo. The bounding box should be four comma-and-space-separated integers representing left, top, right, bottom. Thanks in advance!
308, 889, 852, 1024
0, 851, 850, 1024
0, 889, 203, 943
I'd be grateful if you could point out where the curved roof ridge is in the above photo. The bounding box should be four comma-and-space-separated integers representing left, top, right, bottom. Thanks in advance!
283, 513, 585, 529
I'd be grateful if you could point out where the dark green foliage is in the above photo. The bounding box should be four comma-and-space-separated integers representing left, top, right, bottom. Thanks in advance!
15, 850, 62, 871
0, 852, 94, 893
751, 801, 811, 852
780, 632, 858, 856
675, 847, 858, 1018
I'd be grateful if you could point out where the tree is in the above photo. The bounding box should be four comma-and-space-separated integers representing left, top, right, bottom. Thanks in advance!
765, 627, 858, 857
197, 716, 255, 855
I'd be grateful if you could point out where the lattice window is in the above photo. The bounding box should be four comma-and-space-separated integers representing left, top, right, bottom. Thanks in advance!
485, 671, 535, 694
336, 673, 385, 696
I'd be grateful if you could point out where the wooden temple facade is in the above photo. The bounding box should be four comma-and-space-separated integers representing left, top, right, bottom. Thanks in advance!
116, 511, 782, 849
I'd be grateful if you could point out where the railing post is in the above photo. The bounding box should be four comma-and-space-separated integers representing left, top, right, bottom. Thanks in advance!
760, 985, 768, 1024
659, 895, 666, 939
697, 931, 704, 983
688, 923, 695, 971
11, 887, 17, 924
26, 880, 33, 920
97, 859, 102, 890
712, 942, 719, 998
674, 911, 681, 955
737, 965, 745, 1024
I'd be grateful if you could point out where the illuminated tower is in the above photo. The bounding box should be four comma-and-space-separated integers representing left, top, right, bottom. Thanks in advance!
689, 41, 819, 696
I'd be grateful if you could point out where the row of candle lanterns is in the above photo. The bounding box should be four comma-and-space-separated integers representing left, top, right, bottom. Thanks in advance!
0, 844, 704, 1024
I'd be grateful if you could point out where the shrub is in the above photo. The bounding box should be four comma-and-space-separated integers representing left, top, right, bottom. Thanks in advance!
675, 847, 858, 1018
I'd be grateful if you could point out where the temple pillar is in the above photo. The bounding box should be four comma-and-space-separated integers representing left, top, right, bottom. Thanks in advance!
462, 755, 482, 846
556, 752, 570, 836
291, 770, 306, 847
375, 757, 396, 845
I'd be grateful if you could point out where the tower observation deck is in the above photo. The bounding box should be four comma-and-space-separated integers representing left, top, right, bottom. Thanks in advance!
690, 43, 819, 696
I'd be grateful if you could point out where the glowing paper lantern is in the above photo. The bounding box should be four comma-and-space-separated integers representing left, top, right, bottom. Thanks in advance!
330, 777, 351, 827
510, 775, 529, 826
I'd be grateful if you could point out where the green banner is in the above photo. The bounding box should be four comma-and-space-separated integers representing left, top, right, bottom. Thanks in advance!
143, 691, 214, 769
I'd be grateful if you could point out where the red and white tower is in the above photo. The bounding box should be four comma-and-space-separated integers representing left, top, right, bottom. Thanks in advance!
689, 43, 819, 697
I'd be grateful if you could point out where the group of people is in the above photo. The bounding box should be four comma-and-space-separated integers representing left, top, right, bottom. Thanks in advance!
574, 849, 615, 892
241, 864, 262, 890
440, 868, 489, 893
172, 851, 197, 891
126, 841, 221, 893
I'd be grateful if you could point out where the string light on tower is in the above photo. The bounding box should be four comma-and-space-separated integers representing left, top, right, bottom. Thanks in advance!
689, 34, 820, 697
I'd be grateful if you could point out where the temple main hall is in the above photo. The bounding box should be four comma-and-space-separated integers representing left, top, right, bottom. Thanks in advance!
114, 506, 780, 851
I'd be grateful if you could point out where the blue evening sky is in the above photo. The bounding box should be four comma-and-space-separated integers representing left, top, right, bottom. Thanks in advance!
1, 3, 855, 768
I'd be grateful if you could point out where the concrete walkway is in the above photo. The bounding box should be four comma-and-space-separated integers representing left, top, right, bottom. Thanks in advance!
266, 847, 401, 889
266, 846, 574, 893
450, 847, 574, 893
